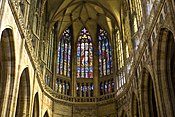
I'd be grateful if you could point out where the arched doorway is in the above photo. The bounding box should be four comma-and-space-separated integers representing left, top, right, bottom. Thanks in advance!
131, 93, 139, 117
0, 28, 15, 116
140, 68, 158, 117
156, 28, 175, 116
32, 93, 39, 117
15, 68, 30, 117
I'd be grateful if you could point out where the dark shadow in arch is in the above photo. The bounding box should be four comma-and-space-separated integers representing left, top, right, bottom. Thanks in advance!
140, 68, 158, 117
32, 92, 39, 117
157, 28, 175, 116
164, 29, 175, 104
0, 28, 15, 116
15, 68, 30, 117
43, 111, 49, 117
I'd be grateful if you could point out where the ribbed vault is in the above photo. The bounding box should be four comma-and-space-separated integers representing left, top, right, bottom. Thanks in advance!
48, 0, 121, 41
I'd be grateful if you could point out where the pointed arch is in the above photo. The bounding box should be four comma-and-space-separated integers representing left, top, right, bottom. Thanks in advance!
156, 28, 175, 116
32, 93, 39, 117
57, 26, 72, 76
140, 68, 158, 117
76, 27, 93, 78
15, 68, 30, 117
97, 25, 113, 77
0, 28, 15, 116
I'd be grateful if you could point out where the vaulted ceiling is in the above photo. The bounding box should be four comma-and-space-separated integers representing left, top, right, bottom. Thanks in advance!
48, 0, 121, 40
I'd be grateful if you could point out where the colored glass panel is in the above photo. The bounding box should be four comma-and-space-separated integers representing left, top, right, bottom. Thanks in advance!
98, 27, 113, 77
76, 27, 93, 78
57, 27, 72, 77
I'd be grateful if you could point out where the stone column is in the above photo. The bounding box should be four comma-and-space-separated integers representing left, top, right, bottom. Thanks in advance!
112, 27, 118, 92
72, 42, 77, 97
93, 43, 99, 97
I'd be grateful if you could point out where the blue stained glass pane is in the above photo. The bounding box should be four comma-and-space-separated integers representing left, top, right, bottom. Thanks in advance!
85, 67, 89, 72
90, 66, 93, 72
81, 67, 84, 72
98, 36, 101, 40
106, 41, 108, 47
77, 67, 81, 71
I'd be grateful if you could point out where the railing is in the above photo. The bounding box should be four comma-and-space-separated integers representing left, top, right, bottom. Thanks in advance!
55, 76, 71, 95
74, 97, 96, 103
45, 84, 115, 103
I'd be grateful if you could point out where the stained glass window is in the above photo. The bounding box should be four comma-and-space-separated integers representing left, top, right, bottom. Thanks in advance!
77, 27, 93, 78
57, 27, 72, 77
116, 30, 124, 70
98, 27, 113, 77
129, 0, 143, 32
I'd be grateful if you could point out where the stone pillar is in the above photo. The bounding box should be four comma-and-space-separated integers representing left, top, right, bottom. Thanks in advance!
0, 73, 12, 117
72, 42, 77, 97
112, 27, 118, 92
93, 43, 99, 97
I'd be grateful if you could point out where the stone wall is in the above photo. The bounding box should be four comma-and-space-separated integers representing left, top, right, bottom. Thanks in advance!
53, 102, 72, 117
98, 103, 116, 117
73, 105, 97, 117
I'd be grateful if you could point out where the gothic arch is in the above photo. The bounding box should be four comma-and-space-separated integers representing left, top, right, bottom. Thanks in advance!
156, 28, 175, 116
32, 92, 40, 117
131, 92, 139, 117
75, 25, 94, 42
140, 68, 158, 117
15, 68, 30, 117
0, 28, 15, 116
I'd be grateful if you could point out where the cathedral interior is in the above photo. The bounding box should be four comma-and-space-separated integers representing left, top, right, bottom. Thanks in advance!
0, 0, 175, 117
